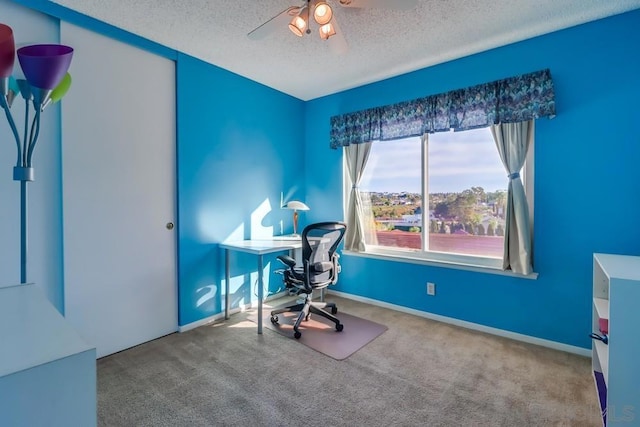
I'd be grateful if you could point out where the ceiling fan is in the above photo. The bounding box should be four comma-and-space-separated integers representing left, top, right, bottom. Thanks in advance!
247, 0, 418, 54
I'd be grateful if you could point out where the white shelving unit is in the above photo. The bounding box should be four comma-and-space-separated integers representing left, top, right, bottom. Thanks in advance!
592, 253, 640, 426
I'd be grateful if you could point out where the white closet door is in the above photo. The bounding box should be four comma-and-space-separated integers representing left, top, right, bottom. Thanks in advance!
61, 23, 177, 358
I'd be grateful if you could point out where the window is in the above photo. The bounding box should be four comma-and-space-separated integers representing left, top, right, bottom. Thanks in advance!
347, 127, 533, 268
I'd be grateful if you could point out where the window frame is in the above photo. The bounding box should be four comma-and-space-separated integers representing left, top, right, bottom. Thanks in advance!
342, 126, 535, 273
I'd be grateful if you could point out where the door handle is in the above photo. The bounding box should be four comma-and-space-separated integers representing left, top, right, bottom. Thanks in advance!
166, 222, 174, 230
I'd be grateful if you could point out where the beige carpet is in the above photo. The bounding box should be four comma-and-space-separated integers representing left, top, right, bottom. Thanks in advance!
97, 295, 601, 426
249, 303, 388, 360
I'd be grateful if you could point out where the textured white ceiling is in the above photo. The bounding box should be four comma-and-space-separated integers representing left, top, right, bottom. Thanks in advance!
52, 0, 640, 100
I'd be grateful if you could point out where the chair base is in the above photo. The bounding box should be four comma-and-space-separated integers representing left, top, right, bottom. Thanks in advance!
270, 297, 343, 339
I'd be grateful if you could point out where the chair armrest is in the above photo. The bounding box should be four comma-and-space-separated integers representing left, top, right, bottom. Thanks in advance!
277, 254, 297, 268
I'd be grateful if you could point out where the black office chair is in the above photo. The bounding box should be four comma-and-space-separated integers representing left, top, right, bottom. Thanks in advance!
270, 221, 347, 339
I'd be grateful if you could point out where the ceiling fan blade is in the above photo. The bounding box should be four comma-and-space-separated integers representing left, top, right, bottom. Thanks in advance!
247, 6, 301, 40
328, 19, 348, 55
337, 0, 417, 9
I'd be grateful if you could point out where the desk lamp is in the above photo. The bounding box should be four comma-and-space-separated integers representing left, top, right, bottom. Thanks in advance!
284, 200, 310, 236
1, 22, 74, 283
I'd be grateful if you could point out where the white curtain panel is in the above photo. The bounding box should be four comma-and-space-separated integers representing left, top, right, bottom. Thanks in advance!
344, 142, 373, 251
491, 121, 534, 275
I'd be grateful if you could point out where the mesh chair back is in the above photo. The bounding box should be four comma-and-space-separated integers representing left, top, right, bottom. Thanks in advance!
301, 222, 347, 286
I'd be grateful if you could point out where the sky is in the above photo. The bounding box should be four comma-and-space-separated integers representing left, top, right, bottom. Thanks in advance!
359, 128, 508, 194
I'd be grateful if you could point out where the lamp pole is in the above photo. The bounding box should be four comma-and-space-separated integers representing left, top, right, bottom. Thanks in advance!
18, 174, 29, 283
1, 82, 38, 284
293, 208, 299, 235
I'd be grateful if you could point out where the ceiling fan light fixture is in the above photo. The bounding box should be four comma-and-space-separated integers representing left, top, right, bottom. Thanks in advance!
319, 22, 336, 40
288, 7, 308, 37
313, 2, 333, 25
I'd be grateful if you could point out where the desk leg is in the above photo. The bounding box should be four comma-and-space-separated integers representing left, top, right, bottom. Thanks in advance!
225, 248, 230, 320
257, 255, 263, 334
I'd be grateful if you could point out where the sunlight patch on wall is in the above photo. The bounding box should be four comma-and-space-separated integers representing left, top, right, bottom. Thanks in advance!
196, 284, 217, 307
224, 223, 245, 243
251, 198, 273, 239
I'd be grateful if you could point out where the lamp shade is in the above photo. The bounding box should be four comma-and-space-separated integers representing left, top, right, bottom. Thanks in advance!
8, 75, 19, 93
319, 22, 336, 40
16, 78, 32, 100
0, 24, 15, 78
50, 72, 72, 103
288, 6, 309, 37
41, 72, 72, 111
17, 44, 73, 89
285, 200, 310, 211
5, 75, 20, 106
313, 2, 333, 25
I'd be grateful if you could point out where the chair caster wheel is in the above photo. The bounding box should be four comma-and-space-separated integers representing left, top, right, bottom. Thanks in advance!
336, 323, 344, 332
294, 331, 302, 339
331, 307, 338, 315
270, 316, 279, 324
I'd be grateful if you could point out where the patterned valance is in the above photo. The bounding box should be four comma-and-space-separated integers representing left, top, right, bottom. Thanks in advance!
330, 69, 555, 149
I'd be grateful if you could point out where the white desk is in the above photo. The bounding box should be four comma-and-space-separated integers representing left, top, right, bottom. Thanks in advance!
220, 238, 302, 334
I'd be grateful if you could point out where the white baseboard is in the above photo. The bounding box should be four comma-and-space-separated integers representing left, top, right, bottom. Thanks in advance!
178, 312, 225, 332
328, 290, 591, 357
178, 291, 290, 333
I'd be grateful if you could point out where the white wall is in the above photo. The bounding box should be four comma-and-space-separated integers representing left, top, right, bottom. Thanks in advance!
0, 0, 63, 310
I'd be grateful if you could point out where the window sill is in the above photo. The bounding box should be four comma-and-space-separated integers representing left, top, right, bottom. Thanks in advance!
343, 249, 539, 280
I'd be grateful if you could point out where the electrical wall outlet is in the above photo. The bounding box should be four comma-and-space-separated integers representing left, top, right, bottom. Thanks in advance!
427, 282, 436, 296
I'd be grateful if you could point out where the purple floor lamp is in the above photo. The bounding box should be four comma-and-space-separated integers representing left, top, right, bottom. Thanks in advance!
1, 23, 73, 284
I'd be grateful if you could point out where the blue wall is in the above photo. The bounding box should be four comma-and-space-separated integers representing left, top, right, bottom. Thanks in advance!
7, 0, 640, 346
176, 53, 305, 325
304, 9, 640, 349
